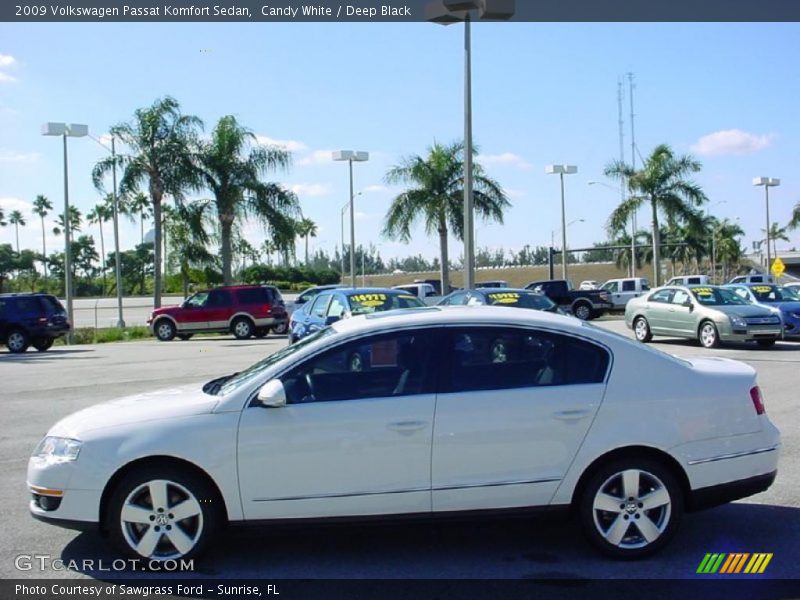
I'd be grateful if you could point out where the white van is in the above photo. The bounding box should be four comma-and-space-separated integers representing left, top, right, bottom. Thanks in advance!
601, 277, 650, 310
665, 275, 711, 287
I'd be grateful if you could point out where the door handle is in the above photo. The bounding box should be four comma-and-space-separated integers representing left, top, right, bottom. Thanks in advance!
552, 410, 591, 421
388, 420, 427, 433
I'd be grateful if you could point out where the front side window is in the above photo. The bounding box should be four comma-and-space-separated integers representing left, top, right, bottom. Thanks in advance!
185, 292, 209, 308
603, 281, 619, 293
671, 290, 690, 305
280, 330, 438, 404
446, 328, 610, 393
310, 294, 330, 319
327, 296, 346, 318
443, 291, 468, 305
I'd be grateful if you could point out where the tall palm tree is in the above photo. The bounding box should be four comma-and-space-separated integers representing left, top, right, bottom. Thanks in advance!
382, 141, 509, 292
52, 206, 82, 237
32, 195, 52, 286
189, 115, 299, 285
87, 199, 113, 294
166, 200, 217, 298
789, 201, 800, 231
762, 222, 790, 258
92, 96, 202, 308
604, 144, 707, 286
123, 192, 152, 245
715, 218, 745, 282
296, 217, 318, 265
9, 210, 26, 254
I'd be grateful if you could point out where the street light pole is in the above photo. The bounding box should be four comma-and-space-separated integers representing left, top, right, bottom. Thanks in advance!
333, 151, 369, 288
110, 137, 125, 327
547, 164, 578, 280
753, 177, 780, 272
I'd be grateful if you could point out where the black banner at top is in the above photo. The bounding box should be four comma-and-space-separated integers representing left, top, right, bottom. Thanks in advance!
3, 0, 800, 23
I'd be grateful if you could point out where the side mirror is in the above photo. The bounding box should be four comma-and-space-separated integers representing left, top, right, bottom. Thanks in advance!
257, 379, 286, 408
295, 297, 306, 305
683, 300, 694, 310
324, 315, 341, 326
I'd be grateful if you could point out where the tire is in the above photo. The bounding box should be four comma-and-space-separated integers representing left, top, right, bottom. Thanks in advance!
573, 302, 593, 321
154, 319, 176, 342
633, 317, 652, 343
106, 465, 224, 563
6, 329, 29, 353
32, 337, 54, 352
177, 334, 193, 341
756, 339, 776, 348
579, 458, 683, 559
698, 321, 720, 348
231, 317, 254, 340
253, 329, 268, 339
272, 321, 289, 335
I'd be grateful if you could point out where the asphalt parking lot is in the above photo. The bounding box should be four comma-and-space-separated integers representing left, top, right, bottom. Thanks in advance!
1, 321, 798, 581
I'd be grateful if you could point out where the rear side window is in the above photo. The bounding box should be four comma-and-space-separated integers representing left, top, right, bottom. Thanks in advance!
622, 281, 636, 292
236, 288, 270, 305
39, 296, 64, 313
446, 327, 610, 392
11, 297, 40, 314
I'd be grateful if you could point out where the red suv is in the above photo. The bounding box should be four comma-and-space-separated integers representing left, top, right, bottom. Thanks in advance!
148, 285, 288, 341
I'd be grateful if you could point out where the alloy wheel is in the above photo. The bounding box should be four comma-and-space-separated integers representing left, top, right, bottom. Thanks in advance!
7, 331, 27, 353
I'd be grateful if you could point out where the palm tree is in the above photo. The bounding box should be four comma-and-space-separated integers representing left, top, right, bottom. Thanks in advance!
166, 200, 217, 298
762, 222, 790, 259
87, 199, 113, 294
189, 115, 299, 285
52, 206, 82, 237
604, 144, 707, 286
0, 207, 6, 227
789, 201, 800, 230
122, 192, 152, 245
92, 96, 202, 308
383, 141, 509, 292
9, 210, 26, 254
32, 195, 52, 287
715, 218, 745, 282
296, 217, 318, 265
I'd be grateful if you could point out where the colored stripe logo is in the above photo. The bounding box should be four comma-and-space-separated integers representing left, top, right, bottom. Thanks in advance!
697, 553, 773, 574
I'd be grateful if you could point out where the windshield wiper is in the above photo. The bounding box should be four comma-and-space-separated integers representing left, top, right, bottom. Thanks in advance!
203, 372, 239, 395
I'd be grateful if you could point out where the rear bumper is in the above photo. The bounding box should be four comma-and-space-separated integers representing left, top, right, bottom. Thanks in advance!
688, 470, 777, 512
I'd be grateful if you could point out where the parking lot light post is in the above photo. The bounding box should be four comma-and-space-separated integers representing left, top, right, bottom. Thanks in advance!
333, 151, 369, 288
547, 164, 578, 280
752, 177, 780, 272
42, 122, 88, 344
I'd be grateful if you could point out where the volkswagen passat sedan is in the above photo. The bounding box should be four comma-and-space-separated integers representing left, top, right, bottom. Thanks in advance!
29, 307, 779, 561
626, 285, 783, 348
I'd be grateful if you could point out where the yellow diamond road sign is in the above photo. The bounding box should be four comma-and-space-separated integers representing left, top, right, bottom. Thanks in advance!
771, 257, 785, 278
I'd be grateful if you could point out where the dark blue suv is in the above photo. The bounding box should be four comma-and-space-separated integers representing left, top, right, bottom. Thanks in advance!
0, 293, 70, 353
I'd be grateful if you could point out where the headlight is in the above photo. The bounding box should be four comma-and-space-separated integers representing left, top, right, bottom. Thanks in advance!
729, 315, 747, 328
33, 437, 82, 462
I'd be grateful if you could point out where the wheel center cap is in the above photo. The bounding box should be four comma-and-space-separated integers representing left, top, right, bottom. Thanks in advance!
625, 502, 638, 514
155, 514, 170, 526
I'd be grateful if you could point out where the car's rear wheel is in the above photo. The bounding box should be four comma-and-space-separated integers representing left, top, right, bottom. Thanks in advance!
106, 466, 223, 563
633, 317, 652, 343
154, 319, 176, 342
699, 321, 720, 348
6, 329, 29, 353
272, 322, 289, 335
32, 337, 54, 352
756, 339, 776, 348
232, 317, 254, 340
579, 458, 683, 559
573, 302, 592, 321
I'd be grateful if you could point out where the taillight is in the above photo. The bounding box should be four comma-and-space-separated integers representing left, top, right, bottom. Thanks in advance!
750, 386, 766, 415
38, 317, 48, 323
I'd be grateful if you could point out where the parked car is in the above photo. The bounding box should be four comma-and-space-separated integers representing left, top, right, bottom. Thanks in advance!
665, 275, 710, 287
289, 287, 426, 342
438, 287, 563, 314
29, 306, 780, 562
147, 285, 288, 341
474, 280, 509, 289
724, 283, 800, 340
0, 293, 70, 353
782, 282, 800, 293
525, 279, 613, 320
392, 283, 441, 305
601, 278, 651, 310
625, 285, 782, 348
412, 279, 455, 295
579, 280, 600, 290
729, 274, 776, 285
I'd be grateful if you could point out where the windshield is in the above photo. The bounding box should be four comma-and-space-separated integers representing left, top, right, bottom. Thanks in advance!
484, 291, 557, 311
750, 285, 789, 302
691, 287, 748, 306
214, 327, 337, 395
347, 292, 425, 315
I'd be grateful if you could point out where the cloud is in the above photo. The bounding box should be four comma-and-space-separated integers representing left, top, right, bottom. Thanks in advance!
0, 72, 17, 84
0, 197, 33, 214
297, 150, 336, 166
363, 184, 388, 193
0, 150, 41, 163
477, 152, 531, 170
289, 183, 330, 197
690, 129, 775, 156
354, 211, 371, 221
0, 54, 14, 68
255, 135, 308, 153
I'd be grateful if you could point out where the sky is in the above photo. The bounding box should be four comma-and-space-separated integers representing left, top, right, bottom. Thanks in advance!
1, 21, 799, 265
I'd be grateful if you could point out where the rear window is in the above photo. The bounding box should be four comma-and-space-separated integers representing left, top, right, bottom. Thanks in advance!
9, 296, 41, 314
39, 295, 64, 313
484, 291, 555, 310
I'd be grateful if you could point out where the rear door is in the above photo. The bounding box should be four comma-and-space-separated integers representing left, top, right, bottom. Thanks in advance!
643, 288, 675, 333
431, 326, 609, 511
205, 289, 235, 330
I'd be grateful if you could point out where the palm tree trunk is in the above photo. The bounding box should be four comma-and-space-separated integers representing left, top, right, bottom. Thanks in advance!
650, 198, 661, 286
150, 185, 164, 308
220, 216, 234, 285
99, 223, 106, 295
438, 216, 450, 293
41, 216, 48, 289
15, 223, 20, 254
182, 264, 189, 299
305, 235, 310, 266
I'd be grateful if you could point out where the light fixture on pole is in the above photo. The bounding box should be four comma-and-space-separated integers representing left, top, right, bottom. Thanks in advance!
546, 164, 578, 280
333, 151, 369, 287
89, 133, 125, 328
427, 0, 515, 290
752, 177, 780, 272
589, 180, 637, 277
42, 122, 88, 343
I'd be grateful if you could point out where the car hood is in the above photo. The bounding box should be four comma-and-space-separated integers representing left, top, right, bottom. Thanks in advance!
770, 301, 800, 313
47, 384, 218, 439
150, 304, 182, 317
711, 304, 778, 318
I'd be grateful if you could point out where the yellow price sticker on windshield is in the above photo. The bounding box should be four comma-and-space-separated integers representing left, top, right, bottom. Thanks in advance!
488, 292, 520, 304
693, 287, 714, 295
351, 293, 387, 303
752, 286, 772, 293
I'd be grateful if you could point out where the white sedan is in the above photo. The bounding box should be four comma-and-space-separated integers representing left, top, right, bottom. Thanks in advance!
28, 307, 780, 561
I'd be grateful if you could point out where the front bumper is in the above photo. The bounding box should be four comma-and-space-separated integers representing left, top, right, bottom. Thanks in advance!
722, 322, 782, 342
27, 456, 101, 525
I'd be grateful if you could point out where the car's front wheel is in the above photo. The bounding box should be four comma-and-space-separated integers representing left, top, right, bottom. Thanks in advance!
231, 317, 254, 340
699, 321, 720, 348
579, 458, 683, 559
106, 466, 223, 563
633, 317, 652, 343
154, 319, 176, 342
272, 321, 289, 335
6, 329, 29, 353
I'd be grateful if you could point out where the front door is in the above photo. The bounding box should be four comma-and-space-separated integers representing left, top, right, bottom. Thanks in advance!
238, 329, 440, 520
177, 292, 211, 332
431, 327, 609, 512
666, 289, 696, 335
